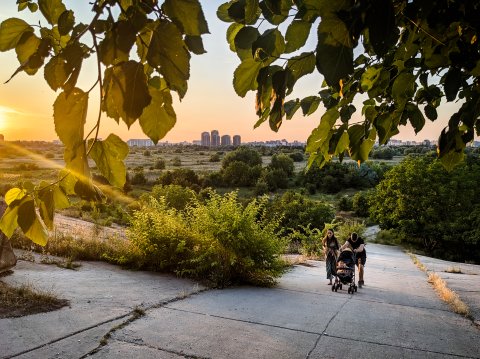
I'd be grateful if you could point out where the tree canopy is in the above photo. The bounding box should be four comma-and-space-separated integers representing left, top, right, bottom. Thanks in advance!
0, 0, 479, 245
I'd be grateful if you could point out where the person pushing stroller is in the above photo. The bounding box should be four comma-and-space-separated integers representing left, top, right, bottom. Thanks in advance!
344, 232, 366, 287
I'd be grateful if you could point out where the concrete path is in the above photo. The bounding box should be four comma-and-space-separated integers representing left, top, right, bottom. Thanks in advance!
1, 244, 479, 359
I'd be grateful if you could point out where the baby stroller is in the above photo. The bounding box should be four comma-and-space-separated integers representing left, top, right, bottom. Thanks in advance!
332, 247, 358, 294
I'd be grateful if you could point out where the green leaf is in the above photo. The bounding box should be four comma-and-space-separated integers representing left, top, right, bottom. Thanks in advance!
405, 103, 425, 134
287, 52, 315, 85
233, 57, 264, 97
227, 23, 244, 52
269, 69, 289, 131
28, 2, 39, 12
285, 99, 301, 119
318, 14, 353, 48
252, 28, 285, 64
300, 96, 321, 116
234, 26, 260, 60
44, 55, 68, 91
89, 134, 129, 188
440, 150, 465, 171
424, 104, 438, 121
0, 204, 20, 238
58, 10, 75, 36
349, 126, 376, 163
15, 31, 41, 75
103, 61, 152, 127
5, 187, 27, 205
375, 112, 400, 145
18, 199, 48, 246
217, 2, 235, 23
285, 20, 311, 53
245, 0, 260, 24
360, 66, 382, 92
184, 35, 206, 55
259, 0, 289, 25
335, 130, 349, 156
59, 169, 77, 195
392, 72, 415, 106
53, 88, 90, 180
54, 88, 88, 149
163, 0, 209, 36
306, 108, 339, 153
38, 0, 67, 26
37, 182, 55, 230
0, 18, 33, 52
315, 32, 353, 89
140, 81, 177, 144
147, 20, 191, 99
444, 67, 462, 102
99, 20, 136, 66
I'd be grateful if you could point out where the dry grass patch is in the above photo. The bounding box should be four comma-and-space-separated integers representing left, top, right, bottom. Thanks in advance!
408, 252, 427, 272
445, 266, 463, 274
428, 272, 470, 316
0, 281, 69, 318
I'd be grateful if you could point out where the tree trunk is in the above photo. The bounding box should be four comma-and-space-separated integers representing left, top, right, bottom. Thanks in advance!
0, 200, 16, 273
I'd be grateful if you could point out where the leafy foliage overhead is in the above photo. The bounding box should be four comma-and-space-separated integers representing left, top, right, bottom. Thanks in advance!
218, 0, 480, 169
0, 0, 209, 244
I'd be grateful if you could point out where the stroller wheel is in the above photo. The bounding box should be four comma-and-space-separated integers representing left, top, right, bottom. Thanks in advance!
335, 286, 338, 292
331, 284, 335, 292
339, 284, 342, 290
348, 287, 351, 294
354, 286, 357, 292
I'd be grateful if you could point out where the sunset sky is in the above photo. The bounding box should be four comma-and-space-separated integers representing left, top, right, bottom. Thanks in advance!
0, 1, 465, 144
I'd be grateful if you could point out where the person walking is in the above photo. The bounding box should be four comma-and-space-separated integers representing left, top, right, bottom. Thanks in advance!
348, 232, 366, 287
322, 228, 340, 285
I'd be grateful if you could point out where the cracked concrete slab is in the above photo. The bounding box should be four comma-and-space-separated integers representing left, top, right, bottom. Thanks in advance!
1, 243, 479, 359
0, 257, 204, 359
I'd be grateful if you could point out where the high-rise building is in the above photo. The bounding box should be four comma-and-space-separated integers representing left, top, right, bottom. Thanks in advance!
201, 131, 211, 146
233, 135, 241, 146
211, 130, 220, 147
221, 135, 231, 146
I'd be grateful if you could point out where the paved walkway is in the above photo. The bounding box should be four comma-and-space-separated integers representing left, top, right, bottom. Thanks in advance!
1, 244, 479, 359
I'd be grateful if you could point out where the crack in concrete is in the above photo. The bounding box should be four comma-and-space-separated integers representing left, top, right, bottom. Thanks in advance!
322, 333, 480, 359
306, 297, 350, 359
275, 286, 454, 315
3, 314, 131, 359
110, 338, 212, 359
3, 287, 209, 359
162, 306, 322, 335
79, 287, 211, 359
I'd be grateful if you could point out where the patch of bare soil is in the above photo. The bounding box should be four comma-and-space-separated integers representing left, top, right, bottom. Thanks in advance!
0, 280, 69, 318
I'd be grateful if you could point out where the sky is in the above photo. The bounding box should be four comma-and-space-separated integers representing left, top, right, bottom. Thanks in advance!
0, 0, 464, 144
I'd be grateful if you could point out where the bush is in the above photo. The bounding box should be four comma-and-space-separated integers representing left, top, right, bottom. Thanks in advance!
222, 161, 261, 187
128, 192, 286, 287
209, 153, 221, 162
286, 224, 323, 257
337, 195, 353, 211
143, 150, 151, 157
222, 146, 262, 169
171, 157, 182, 166
262, 168, 289, 191
289, 151, 304, 162
268, 191, 335, 234
154, 158, 166, 170
148, 184, 196, 211
269, 153, 294, 176
254, 179, 269, 196
131, 170, 147, 185
352, 191, 370, 217
157, 168, 201, 189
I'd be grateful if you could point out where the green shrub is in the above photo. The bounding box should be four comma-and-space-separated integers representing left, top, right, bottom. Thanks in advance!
157, 168, 202, 189
171, 157, 182, 166
148, 184, 196, 211
269, 153, 294, 176
337, 195, 353, 211
154, 158, 166, 170
289, 151, 304, 162
143, 150, 151, 157
128, 192, 286, 287
286, 224, 323, 257
131, 170, 147, 185
352, 191, 370, 217
209, 153, 221, 162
